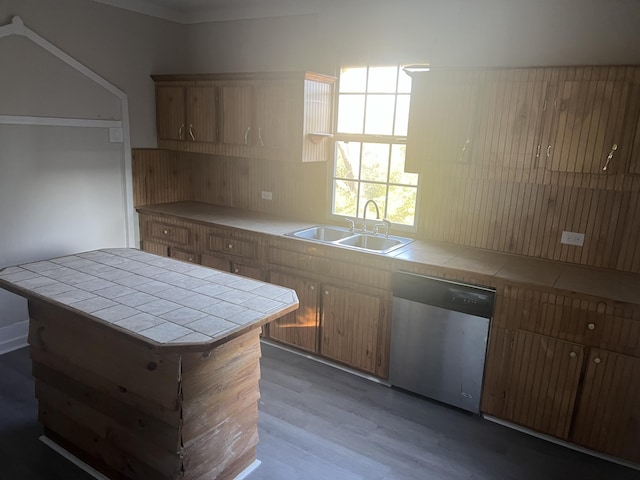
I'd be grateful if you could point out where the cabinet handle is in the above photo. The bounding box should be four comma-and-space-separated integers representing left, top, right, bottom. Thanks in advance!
569, 351, 577, 358
188, 256, 194, 262
234, 268, 239, 273
178, 124, 184, 139
593, 357, 601, 364
309, 285, 315, 290
324, 290, 329, 295
587, 323, 596, 330
244, 126, 251, 145
228, 243, 233, 249
258, 127, 265, 147
546, 145, 552, 158
602, 144, 618, 171
535, 145, 541, 158
163, 229, 169, 235
188, 124, 195, 141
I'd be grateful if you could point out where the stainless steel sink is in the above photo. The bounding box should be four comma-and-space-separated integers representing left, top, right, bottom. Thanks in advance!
286, 225, 413, 254
289, 226, 353, 242
336, 234, 404, 252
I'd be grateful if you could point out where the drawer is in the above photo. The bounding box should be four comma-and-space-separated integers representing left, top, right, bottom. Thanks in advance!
169, 248, 199, 264
148, 222, 191, 245
207, 235, 255, 258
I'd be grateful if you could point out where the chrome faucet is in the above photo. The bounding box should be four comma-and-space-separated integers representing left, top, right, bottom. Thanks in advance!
362, 200, 380, 232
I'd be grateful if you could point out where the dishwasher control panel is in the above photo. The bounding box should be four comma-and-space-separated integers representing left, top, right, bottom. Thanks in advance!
392, 272, 495, 318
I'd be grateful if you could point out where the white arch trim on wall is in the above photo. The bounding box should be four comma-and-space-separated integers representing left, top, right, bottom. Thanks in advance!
0, 16, 135, 247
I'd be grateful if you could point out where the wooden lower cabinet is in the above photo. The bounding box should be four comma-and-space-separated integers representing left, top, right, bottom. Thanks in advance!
320, 284, 381, 375
571, 350, 640, 463
498, 330, 584, 439
268, 271, 320, 353
483, 327, 640, 462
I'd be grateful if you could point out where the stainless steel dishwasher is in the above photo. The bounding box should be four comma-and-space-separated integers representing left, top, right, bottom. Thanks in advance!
389, 271, 495, 414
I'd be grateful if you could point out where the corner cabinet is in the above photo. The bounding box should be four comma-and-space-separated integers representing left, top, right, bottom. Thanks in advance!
482, 284, 640, 463
405, 66, 640, 174
152, 72, 335, 163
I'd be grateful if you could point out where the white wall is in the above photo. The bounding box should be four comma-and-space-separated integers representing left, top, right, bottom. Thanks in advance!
0, 0, 188, 146
0, 0, 186, 337
185, 0, 640, 74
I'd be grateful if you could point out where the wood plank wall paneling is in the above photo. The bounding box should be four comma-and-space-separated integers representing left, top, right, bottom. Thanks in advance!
132, 149, 190, 207
418, 164, 640, 273
133, 148, 328, 221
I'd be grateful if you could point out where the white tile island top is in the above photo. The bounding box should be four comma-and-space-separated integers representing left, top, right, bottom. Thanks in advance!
0, 248, 298, 350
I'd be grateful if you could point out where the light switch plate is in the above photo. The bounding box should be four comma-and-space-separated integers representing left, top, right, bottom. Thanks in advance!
561, 231, 585, 246
261, 191, 273, 201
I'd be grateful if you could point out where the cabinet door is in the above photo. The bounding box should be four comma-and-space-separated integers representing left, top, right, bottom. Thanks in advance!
320, 285, 380, 374
220, 85, 253, 146
405, 71, 479, 172
545, 79, 632, 173
269, 271, 319, 353
474, 73, 548, 168
200, 253, 230, 272
156, 86, 186, 141
254, 83, 291, 150
502, 331, 584, 439
186, 87, 217, 143
571, 350, 640, 463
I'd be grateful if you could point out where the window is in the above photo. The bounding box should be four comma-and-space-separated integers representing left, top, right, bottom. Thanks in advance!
331, 65, 419, 229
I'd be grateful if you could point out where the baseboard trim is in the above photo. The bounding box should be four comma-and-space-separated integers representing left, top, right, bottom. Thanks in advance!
482, 415, 639, 471
0, 320, 28, 355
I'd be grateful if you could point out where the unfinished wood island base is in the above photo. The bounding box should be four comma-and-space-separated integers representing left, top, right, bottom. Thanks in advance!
0, 249, 299, 480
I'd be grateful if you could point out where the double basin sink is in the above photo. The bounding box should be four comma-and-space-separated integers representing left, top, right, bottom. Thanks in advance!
286, 225, 413, 254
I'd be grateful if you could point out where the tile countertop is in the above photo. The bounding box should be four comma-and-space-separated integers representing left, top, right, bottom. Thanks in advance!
0, 248, 298, 351
137, 201, 640, 305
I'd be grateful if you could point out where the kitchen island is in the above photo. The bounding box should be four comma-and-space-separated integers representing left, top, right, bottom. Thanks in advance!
0, 248, 299, 480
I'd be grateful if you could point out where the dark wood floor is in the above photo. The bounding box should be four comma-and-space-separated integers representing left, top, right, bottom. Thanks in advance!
0, 343, 637, 480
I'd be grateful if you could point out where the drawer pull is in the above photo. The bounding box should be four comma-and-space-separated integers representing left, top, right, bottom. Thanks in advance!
587, 323, 596, 330
188, 256, 194, 262
324, 290, 329, 295
163, 229, 169, 235
309, 285, 315, 290
569, 352, 577, 358
593, 357, 601, 364
228, 243, 233, 249
234, 268, 239, 273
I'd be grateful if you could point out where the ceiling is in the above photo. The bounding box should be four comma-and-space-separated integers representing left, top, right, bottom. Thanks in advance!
92, 0, 325, 24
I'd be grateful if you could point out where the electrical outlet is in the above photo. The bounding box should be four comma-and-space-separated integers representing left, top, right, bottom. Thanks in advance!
261, 191, 273, 201
561, 231, 585, 246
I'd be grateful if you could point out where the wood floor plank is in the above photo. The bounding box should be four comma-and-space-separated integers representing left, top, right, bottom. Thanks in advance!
0, 344, 638, 480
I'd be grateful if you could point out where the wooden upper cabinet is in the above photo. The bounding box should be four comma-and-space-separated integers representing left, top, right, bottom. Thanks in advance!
544, 77, 634, 173
156, 85, 217, 143
404, 66, 640, 173
156, 86, 186, 141
152, 72, 335, 162
254, 82, 291, 151
186, 87, 217, 143
405, 70, 479, 172
474, 71, 548, 168
220, 84, 253, 146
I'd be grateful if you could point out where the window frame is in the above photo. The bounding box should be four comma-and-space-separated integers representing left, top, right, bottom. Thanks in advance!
328, 65, 420, 234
